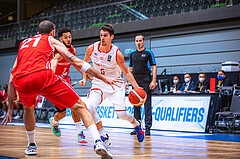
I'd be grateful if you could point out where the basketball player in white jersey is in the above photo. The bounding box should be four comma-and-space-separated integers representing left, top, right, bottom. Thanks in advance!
80, 24, 145, 144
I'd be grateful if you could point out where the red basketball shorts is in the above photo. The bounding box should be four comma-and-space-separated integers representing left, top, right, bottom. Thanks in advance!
62, 75, 71, 84
13, 69, 79, 110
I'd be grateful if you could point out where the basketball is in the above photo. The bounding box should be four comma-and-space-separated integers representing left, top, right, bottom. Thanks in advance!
128, 88, 147, 107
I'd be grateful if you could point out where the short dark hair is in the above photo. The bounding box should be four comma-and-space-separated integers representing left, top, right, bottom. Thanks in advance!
135, 35, 145, 40
38, 20, 55, 34
58, 27, 72, 37
218, 70, 226, 75
173, 75, 181, 81
199, 72, 206, 77
100, 24, 114, 36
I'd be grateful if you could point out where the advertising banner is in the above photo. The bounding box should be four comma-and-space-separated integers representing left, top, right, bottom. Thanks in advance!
59, 96, 211, 132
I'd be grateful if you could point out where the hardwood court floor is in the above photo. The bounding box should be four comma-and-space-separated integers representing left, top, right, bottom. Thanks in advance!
0, 124, 240, 159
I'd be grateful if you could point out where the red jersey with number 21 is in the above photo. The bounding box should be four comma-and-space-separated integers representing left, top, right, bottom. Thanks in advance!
12, 34, 55, 78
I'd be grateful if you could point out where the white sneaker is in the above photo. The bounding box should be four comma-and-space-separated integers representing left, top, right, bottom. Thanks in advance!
25, 143, 37, 155
100, 134, 111, 147
94, 139, 112, 159
13, 115, 21, 120
0, 115, 5, 119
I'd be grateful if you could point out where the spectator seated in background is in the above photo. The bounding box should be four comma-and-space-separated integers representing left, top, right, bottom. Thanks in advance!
170, 75, 182, 93
194, 72, 209, 92
216, 70, 233, 111
0, 84, 8, 118
0, 85, 4, 114
177, 73, 195, 93
216, 70, 233, 89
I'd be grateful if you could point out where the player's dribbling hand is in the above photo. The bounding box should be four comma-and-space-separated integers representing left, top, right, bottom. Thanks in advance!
1, 109, 13, 126
86, 74, 93, 82
104, 78, 124, 90
79, 79, 86, 86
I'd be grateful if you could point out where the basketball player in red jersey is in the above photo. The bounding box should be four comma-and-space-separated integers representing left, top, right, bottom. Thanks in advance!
49, 27, 88, 143
1, 20, 122, 159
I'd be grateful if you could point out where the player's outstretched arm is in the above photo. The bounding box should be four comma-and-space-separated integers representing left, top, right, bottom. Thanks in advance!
117, 50, 139, 88
50, 37, 122, 89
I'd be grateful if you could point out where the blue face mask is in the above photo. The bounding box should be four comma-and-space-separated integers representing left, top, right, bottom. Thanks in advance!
218, 75, 223, 80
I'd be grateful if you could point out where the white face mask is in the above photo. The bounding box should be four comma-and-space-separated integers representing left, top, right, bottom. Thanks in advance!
173, 80, 178, 84
184, 78, 190, 83
199, 78, 205, 83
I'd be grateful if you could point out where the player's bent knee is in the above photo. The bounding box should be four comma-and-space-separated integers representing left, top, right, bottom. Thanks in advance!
86, 103, 97, 113
116, 111, 133, 122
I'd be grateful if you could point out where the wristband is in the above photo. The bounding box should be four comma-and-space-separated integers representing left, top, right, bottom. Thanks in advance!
80, 62, 91, 72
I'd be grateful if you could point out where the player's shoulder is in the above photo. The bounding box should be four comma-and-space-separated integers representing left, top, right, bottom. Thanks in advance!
87, 44, 94, 51
145, 48, 153, 53
129, 49, 137, 56
145, 48, 155, 57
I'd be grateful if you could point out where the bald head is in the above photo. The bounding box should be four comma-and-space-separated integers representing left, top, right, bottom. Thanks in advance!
38, 20, 55, 35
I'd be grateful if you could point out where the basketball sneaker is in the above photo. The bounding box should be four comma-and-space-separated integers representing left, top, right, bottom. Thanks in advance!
135, 125, 145, 142
94, 139, 113, 159
78, 131, 88, 143
25, 143, 37, 155
100, 134, 111, 147
49, 117, 61, 137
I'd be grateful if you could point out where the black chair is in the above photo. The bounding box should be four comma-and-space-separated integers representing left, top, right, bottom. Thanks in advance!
182, 2, 191, 12
191, 0, 200, 11
214, 88, 240, 133
229, 95, 240, 131
232, 0, 240, 5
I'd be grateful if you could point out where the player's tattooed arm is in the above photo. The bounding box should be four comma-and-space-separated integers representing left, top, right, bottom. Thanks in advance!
50, 37, 81, 65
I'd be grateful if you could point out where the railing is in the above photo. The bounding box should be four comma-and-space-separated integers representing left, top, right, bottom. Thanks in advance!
0, 0, 237, 41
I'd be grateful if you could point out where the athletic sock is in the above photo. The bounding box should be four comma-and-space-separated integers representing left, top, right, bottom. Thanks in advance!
26, 130, 35, 145
87, 124, 101, 142
99, 128, 107, 137
132, 118, 140, 128
75, 121, 83, 134
52, 117, 58, 125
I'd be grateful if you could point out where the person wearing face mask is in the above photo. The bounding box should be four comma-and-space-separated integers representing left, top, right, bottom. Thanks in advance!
216, 70, 233, 111
217, 70, 232, 90
194, 72, 209, 92
170, 75, 182, 93
177, 73, 195, 93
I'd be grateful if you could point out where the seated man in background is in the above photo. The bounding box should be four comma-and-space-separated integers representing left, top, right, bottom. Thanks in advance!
216, 70, 233, 111
177, 73, 195, 93
170, 75, 182, 93
194, 72, 209, 92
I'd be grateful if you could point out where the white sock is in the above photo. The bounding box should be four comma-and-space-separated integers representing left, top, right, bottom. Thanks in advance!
52, 117, 58, 124
75, 121, 82, 134
132, 119, 140, 128
26, 130, 35, 145
99, 128, 107, 137
87, 124, 101, 142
